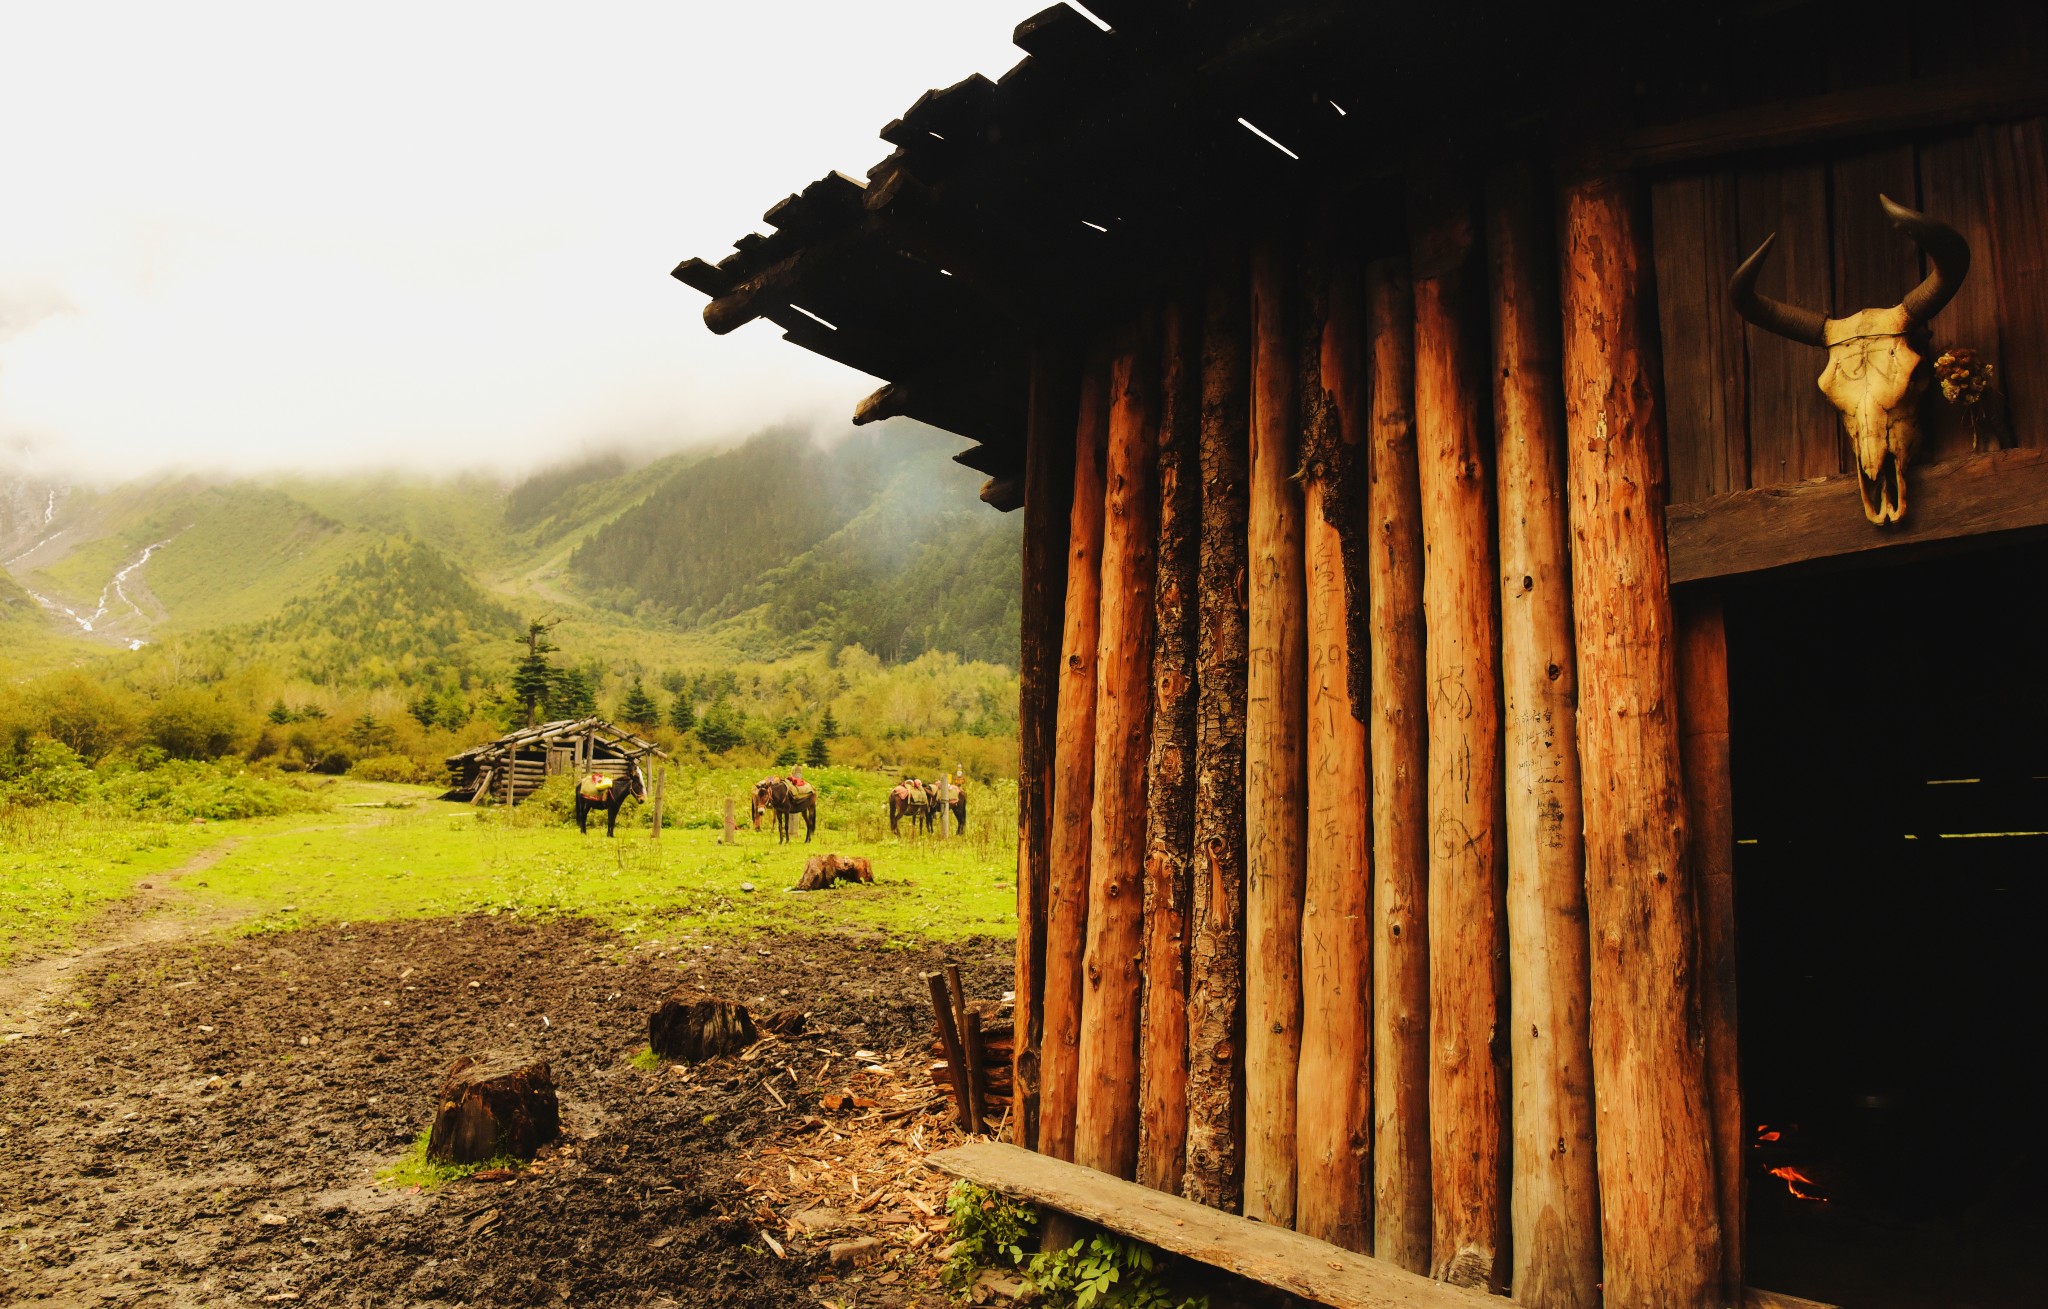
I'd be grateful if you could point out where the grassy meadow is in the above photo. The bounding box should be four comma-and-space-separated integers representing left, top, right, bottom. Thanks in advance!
0, 766, 1018, 966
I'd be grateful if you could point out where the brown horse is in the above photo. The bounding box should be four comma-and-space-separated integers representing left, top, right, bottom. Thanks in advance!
756, 777, 817, 844
573, 764, 646, 837
889, 780, 933, 834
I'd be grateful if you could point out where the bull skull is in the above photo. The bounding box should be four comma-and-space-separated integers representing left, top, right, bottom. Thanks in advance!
1729, 195, 1971, 525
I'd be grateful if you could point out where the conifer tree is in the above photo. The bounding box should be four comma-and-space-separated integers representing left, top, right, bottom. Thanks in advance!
511, 620, 561, 727
804, 733, 830, 768
619, 678, 660, 730
669, 694, 697, 732
819, 706, 840, 739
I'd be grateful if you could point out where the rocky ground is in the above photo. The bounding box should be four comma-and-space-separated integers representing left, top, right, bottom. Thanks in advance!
0, 913, 1011, 1307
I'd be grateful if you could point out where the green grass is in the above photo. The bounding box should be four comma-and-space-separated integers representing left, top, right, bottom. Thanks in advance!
1, 767, 1016, 966
628, 1047, 663, 1072
376, 1130, 525, 1190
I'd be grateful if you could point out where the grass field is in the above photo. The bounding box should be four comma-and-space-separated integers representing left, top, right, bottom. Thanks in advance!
0, 767, 1017, 965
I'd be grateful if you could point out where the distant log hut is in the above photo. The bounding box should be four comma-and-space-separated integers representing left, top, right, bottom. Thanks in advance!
674, 5, 2048, 1307
444, 717, 666, 805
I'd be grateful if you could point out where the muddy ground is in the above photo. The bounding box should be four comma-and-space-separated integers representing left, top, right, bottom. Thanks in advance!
0, 914, 1011, 1307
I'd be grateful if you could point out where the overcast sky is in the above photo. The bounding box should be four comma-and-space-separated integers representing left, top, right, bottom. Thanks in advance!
0, 1, 1035, 482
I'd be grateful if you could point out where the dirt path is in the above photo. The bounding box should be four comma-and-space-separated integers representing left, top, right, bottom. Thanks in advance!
0, 913, 1010, 1307
0, 841, 248, 1037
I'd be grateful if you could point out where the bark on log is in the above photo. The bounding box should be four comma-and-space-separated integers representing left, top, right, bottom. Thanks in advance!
1244, 238, 1307, 1229
930, 972, 977, 1131
1296, 231, 1372, 1253
1077, 315, 1162, 1179
1559, 173, 1722, 1309
1409, 179, 1506, 1291
1016, 344, 1077, 1151
427, 1055, 561, 1164
1184, 254, 1251, 1213
1139, 293, 1201, 1195
1040, 349, 1111, 1162
1366, 258, 1432, 1275
1486, 161, 1602, 1309
649, 991, 759, 1062
1678, 594, 1742, 1306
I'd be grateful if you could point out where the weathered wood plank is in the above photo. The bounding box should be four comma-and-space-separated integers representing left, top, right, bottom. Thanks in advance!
1184, 254, 1251, 1213
1665, 444, 2048, 582
1916, 132, 2004, 463
1040, 350, 1111, 1162
1408, 178, 1506, 1291
926, 1142, 1501, 1309
1736, 164, 1840, 486
1364, 257, 1432, 1275
1017, 342, 1080, 1150
1485, 161, 1599, 1309
1982, 117, 2048, 448
1138, 294, 1200, 1196
1614, 63, 2048, 170
1559, 173, 1721, 1309
1650, 173, 1747, 503
1076, 315, 1161, 1179
1244, 238, 1308, 1228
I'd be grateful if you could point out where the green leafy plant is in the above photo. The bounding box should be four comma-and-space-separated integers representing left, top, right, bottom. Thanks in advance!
942, 1181, 1038, 1293
1027, 1234, 1210, 1309
375, 1130, 524, 1190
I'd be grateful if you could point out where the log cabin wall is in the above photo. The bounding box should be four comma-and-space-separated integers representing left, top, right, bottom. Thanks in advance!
676, 4, 2048, 1305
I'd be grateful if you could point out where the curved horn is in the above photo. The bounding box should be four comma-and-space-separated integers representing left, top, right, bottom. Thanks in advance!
1881, 193, 1971, 323
1729, 232, 1828, 346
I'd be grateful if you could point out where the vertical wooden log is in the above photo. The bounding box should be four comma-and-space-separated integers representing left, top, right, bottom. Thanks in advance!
964, 1009, 993, 1135
1076, 318, 1161, 1180
1040, 352, 1111, 1163
1296, 234, 1373, 1253
722, 796, 734, 845
1184, 255, 1251, 1213
1139, 295, 1201, 1195
1677, 595, 1742, 1306
1366, 258, 1432, 1275
1559, 173, 1722, 1309
929, 972, 976, 1131
1017, 344, 1078, 1151
1486, 161, 1602, 1309
1244, 239, 1307, 1229
651, 765, 667, 840
1408, 180, 1506, 1291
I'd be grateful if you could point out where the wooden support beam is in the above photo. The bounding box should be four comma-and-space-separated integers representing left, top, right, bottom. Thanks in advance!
1408, 179, 1506, 1292
1677, 595, 1742, 1306
1076, 315, 1161, 1180
1244, 238, 1307, 1229
1666, 446, 2048, 584
1014, 343, 1078, 1150
1365, 257, 1431, 1276
1039, 350, 1111, 1163
1184, 254, 1251, 1213
1295, 229, 1372, 1254
1485, 160, 1600, 1309
1138, 293, 1201, 1196
927, 1142, 1501, 1309
1559, 172, 1721, 1309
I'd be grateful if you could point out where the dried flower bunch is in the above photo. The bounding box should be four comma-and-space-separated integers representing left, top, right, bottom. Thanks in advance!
1934, 348, 1994, 406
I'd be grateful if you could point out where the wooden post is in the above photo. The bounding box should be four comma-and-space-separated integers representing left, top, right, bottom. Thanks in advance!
1017, 343, 1078, 1152
1408, 179, 1506, 1290
504, 753, 516, 809
650, 764, 667, 841
1077, 315, 1160, 1181
1296, 232, 1372, 1253
929, 972, 976, 1132
1040, 350, 1111, 1163
722, 796, 735, 846
1139, 294, 1200, 1196
940, 765, 952, 838
1559, 173, 1721, 1309
1486, 161, 1601, 1309
1184, 253, 1251, 1213
1366, 257, 1432, 1275
964, 1010, 993, 1135
1244, 238, 1307, 1229
1677, 594, 1741, 1306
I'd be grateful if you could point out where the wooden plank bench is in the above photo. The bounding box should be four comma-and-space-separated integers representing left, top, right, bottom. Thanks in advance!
924, 1142, 1499, 1309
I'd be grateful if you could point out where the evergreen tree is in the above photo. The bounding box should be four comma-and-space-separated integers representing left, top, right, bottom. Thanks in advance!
511, 619, 562, 727
407, 692, 438, 729
267, 699, 292, 725
619, 678, 660, 730
819, 706, 840, 739
774, 743, 800, 767
347, 712, 389, 752
804, 733, 830, 768
669, 694, 697, 732
696, 702, 743, 753
551, 666, 597, 719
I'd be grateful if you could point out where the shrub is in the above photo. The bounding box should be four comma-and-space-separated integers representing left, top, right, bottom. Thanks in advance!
350, 754, 427, 784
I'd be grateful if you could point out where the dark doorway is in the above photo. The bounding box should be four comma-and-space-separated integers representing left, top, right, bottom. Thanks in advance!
1727, 538, 2048, 1307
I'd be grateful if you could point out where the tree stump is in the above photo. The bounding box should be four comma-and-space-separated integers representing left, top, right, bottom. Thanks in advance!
649, 989, 757, 1061
426, 1054, 560, 1164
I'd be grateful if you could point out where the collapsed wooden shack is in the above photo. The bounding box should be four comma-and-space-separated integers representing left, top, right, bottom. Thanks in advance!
677, 4, 2048, 1306
444, 717, 665, 805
